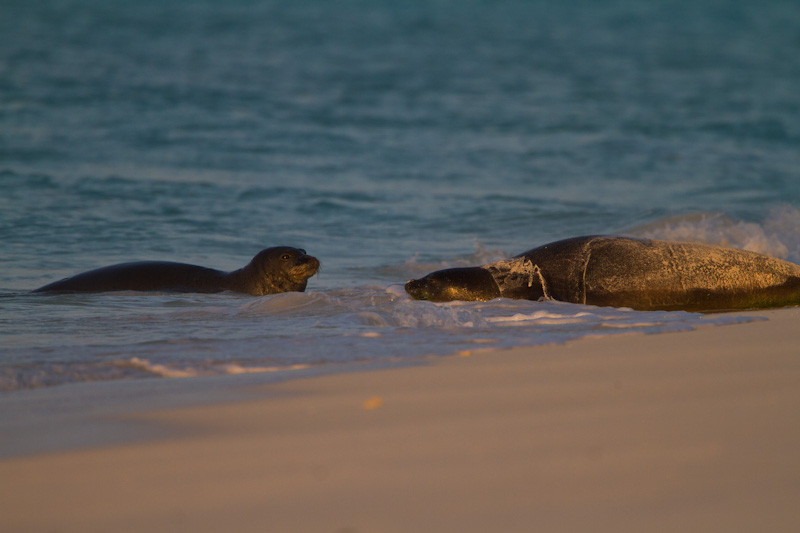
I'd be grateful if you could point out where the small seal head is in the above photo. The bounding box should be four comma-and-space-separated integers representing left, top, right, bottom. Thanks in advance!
405, 267, 501, 302
232, 246, 320, 295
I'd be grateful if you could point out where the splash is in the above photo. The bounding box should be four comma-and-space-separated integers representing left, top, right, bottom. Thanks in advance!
402, 239, 508, 275
629, 206, 800, 262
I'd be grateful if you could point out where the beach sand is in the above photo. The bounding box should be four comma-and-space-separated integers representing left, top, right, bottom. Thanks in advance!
1, 307, 799, 533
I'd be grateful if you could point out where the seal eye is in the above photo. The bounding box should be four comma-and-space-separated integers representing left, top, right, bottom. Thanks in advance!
280, 253, 292, 261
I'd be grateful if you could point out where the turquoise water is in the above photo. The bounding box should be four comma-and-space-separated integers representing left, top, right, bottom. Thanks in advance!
2, 0, 800, 392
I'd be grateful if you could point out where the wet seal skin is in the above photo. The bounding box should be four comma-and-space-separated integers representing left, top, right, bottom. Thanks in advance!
33, 247, 320, 296
405, 236, 800, 312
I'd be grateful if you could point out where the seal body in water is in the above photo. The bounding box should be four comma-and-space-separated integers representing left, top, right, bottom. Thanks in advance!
405, 236, 800, 312
33, 247, 320, 296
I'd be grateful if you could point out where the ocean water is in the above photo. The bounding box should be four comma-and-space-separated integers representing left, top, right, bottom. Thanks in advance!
2, 0, 800, 393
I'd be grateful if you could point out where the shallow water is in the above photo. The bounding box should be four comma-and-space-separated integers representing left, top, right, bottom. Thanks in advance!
2, 0, 799, 392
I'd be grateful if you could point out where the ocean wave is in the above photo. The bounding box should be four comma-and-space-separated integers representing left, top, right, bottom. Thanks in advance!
0, 285, 759, 392
628, 205, 800, 262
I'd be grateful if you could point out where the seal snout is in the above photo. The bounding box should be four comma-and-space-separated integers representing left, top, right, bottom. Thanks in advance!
291, 253, 321, 280
405, 277, 434, 301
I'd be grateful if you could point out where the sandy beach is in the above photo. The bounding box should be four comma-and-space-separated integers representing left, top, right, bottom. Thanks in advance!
2, 307, 799, 533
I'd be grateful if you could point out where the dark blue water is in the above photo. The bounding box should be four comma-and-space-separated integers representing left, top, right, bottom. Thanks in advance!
2, 0, 799, 392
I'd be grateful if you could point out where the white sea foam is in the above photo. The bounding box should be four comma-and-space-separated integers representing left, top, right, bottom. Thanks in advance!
124, 357, 198, 379
486, 311, 596, 325
221, 363, 310, 375
630, 206, 800, 262
121, 357, 311, 378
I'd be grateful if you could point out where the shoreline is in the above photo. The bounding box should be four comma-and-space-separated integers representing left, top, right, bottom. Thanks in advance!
2, 307, 799, 532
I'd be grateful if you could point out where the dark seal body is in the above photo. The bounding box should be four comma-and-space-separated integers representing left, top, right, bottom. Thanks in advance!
33, 247, 320, 296
405, 236, 800, 312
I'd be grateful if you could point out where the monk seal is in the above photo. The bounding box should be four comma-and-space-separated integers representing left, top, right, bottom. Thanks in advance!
405, 236, 800, 312
33, 247, 320, 295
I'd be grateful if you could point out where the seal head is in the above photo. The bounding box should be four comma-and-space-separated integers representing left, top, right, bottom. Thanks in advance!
226, 247, 320, 295
405, 267, 501, 302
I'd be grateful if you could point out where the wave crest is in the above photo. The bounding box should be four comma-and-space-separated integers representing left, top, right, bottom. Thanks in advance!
629, 206, 800, 262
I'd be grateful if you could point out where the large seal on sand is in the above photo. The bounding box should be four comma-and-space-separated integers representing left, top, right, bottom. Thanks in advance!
405, 236, 800, 312
33, 247, 320, 296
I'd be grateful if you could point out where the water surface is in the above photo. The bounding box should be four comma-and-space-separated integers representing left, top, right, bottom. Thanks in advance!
2, 0, 799, 392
